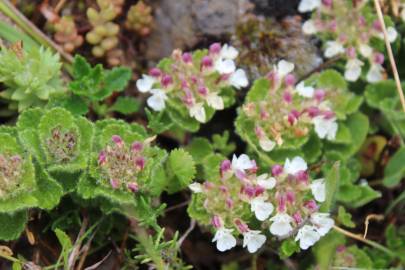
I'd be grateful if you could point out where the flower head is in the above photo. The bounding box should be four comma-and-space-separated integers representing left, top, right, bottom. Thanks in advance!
243, 230, 266, 253
212, 227, 237, 252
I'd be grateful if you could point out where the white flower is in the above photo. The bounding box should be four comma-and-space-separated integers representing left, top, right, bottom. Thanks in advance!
359, 44, 372, 58
344, 58, 363, 82
215, 58, 236, 74
302, 20, 318, 35
231, 154, 254, 173
295, 225, 321, 250
136, 75, 156, 93
269, 213, 294, 236
188, 182, 202, 193
147, 89, 167, 111
189, 103, 206, 123
250, 197, 274, 221
310, 178, 326, 202
276, 60, 295, 77
324, 41, 345, 58
366, 64, 384, 83
312, 116, 338, 140
259, 137, 276, 152
220, 44, 238, 60
284, 156, 307, 175
310, 213, 334, 236
377, 27, 398, 43
298, 0, 321, 12
243, 230, 266, 253
206, 93, 224, 110
229, 69, 248, 89
296, 82, 314, 98
257, 173, 276, 190
212, 227, 237, 252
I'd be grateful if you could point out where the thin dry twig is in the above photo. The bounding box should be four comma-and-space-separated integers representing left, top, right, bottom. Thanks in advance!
374, 0, 405, 113
363, 214, 384, 239
177, 219, 196, 247
68, 214, 89, 269
83, 250, 112, 270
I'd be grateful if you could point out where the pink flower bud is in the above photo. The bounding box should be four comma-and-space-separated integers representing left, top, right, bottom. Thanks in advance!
242, 184, 255, 198
111, 135, 123, 147
323, 110, 335, 119
219, 185, 229, 194
288, 113, 296, 126
272, 164, 283, 176
135, 156, 146, 170
181, 79, 189, 89
283, 91, 292, 103
149, 68, 162, 78
209, 43, 222, 54
131, 141, 143, 153
336, 245, 346, 253
286, 191, 295, 203
346, 47, 356, 59
338, 34, 347, 44
373, 20, 382, 32
255, 126, 265, 139
198, 86, 208, 96
226, 197, 234, 208
322, 0, 332, 7
182, 52, 193, 63
201, 56, 213, 68
255, 185, 265, 196
204, 181, 214, 189
260, 108, 270, 120
277, 194, 287, 212
284, 74, 296, 86
220, 160, 231, 177
235, 169, 246, 180
249, 160, 258, 173
127, 182, 139, 193
182, 89, 194, 107
110, 178, 120, 189
329, 20, 337, 32
266, 71, 279, 83
304, 199, 318, 212
374, 52, 384, 65
234, 219, 249, 233
161, 74, 173, 88
314, 89, 325, 102
296, 170, 309, 183
293, 212, 303, 224
98, 151, 106, 165
211, 215, 222, 228
307, 106, 320, 117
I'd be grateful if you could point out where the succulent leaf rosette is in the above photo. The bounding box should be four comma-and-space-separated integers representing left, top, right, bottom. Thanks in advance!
298, 0, 398, 83
77, 119, 168, 204
236, 61, 364, 162
188, 154, 334, 253
136, 43, 248, 131
0, 46, 63, 111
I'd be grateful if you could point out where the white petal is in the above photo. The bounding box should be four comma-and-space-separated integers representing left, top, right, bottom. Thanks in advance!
188, 182, 202, 193
251, 197, 274, 221
310, 178, 326, 202
302, 20, 318, 35
229, 69, 248, 89
296, 82, 314, 98
243, 230, 266, 253
215, 58, 236, 74
277, 60, 295, 77
311, 213, 334, 236
257, 174, 276, 189
295, 225, 321, 250
366, 64, 384, 83
212, 228, 237, 252
189, 103, 206, 123
298, 0, 321, 12
269, 213, 294, 236
259, 137, 276, 152
344, 59, 363, 82
136, 75, 155, 93
312, 116, 338, 140
206, 93, 224, 110
220, 44, 239, 60
359, 44, 372, 58
324, 41, 345, 58
387, 27, 398, 43
232, 154, 254, 171
284, 156, 307, 175
147, 89, 167, 111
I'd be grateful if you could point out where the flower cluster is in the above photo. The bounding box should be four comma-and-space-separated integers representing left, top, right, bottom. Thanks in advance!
0, 153, 23, 197
298, 0, 398, 83
46, 126, 78, 163
97, 135, 150, 192
189, 154, 334, 252
240, 60, 338, 153
136, 43, 248, 123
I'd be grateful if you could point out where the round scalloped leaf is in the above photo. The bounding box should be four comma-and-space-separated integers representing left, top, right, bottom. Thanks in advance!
32, 162, 63, 209
187, 194, 210, 225
165, 149, 196, 194
16, 107, 45, 131
0, 210, 28, 241
166, 102, 200, 132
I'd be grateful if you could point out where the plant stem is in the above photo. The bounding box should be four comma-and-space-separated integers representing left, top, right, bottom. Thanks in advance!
333, 225, 397, 258
373, 0, 405, 113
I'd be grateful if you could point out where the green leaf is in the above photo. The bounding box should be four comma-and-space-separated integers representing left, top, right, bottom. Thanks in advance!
316, 69, 347, 90
320, 162, 339, 212
109, 96, 140, 115
166, 149, 196, 194
145, 109, 173, 134
337, 206, 355, 228
16, 107, 44, 131
186, 138, 213, 161
54, 228, 73, 268
279, 239, 300, 258
313, 231, 346, 269
383, 147, 405, 187
0, 210, 28, 241
246, 78, 269, 102
33, 162, 63, 209
72, 55, 91, 78
104, 67, 132, 92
